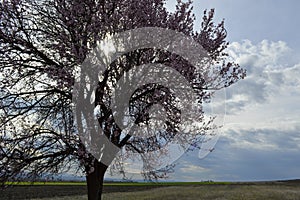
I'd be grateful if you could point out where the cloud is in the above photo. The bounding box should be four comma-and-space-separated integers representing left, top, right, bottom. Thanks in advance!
172, 39, 300, 182
174, 126, 300, 182
224, 40, 300, 115
229, 40, 291, 68
180, 164, 210, 173
223, 126, 300, 152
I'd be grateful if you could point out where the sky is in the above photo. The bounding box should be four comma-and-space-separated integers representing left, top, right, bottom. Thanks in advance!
161, 0, 300, 182
65, 1, 300, 182
1, 0, 299, 183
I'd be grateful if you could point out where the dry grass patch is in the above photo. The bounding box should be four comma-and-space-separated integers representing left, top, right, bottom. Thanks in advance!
32, 184, 300, 200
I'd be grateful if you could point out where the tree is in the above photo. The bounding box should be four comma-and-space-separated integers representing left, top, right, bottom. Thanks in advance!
0, 0, 246, 199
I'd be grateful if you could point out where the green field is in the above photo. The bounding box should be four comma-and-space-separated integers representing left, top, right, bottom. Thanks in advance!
2, 181, 300, 200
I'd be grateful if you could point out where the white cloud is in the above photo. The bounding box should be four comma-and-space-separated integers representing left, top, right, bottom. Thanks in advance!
224, 40, 300, 118
174, 125, 300, 182
215, 40, 300, 159
180, 164, 210, 173
223, 127, 300, 152
172, 40, 300, 182
232, 40, 291, 67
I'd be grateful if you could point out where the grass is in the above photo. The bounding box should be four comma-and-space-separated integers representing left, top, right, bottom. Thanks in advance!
5, 181, 86, 186
102, 185, 300, 200
2, 181, 300, 200
103, 181, 230, 186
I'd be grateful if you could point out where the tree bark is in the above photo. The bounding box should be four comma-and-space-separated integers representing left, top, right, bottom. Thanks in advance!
86, 160, 108, 200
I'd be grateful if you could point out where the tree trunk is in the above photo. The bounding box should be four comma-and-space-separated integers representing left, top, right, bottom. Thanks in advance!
86, 160, 108, 200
